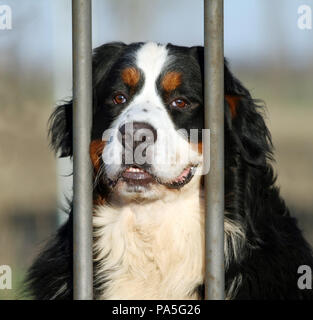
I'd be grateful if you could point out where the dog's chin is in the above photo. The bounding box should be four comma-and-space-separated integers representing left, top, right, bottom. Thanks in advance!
111, 180, 162, 203
107, 165, 198, 203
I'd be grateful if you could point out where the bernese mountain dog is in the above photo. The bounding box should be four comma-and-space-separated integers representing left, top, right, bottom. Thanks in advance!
27, 42, 313, 300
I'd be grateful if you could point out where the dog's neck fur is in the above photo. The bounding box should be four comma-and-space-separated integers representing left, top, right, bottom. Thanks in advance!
93, 180, 205, 300
92, 177, 246, 300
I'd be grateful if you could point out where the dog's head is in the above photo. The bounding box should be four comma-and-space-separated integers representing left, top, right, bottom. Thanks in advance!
49, 42, 272, 205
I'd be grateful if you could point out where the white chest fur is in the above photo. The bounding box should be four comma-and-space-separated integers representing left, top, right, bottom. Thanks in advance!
93, 190, 204, 300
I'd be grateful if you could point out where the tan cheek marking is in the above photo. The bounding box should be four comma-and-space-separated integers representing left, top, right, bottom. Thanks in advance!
191, 142, 203, 154
161, 71, 182, 92
90, 139, 106, 172
225, 95, 241, 118
94, 195, 106, 206
121, 67, 140, 88
197, 142, 203, 154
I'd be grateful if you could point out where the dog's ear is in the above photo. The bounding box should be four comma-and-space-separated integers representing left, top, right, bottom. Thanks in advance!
92, 42, 126, 85
48, 101, 73, 157
48, 42, 126, 158
224, 61, 273, 166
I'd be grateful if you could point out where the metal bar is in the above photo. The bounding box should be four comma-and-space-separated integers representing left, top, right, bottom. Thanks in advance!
72, 0, 93, 300
204, 0, 225, 300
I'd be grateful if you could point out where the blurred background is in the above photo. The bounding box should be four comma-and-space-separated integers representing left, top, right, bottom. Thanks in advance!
0, 0, 312, 299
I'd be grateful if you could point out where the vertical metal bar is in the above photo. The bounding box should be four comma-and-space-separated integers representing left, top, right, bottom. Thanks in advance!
72, 0, 93, 300
204, 0, 225, 300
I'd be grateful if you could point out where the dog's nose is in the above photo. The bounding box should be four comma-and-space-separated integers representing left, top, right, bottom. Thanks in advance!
119, 122, 157, 150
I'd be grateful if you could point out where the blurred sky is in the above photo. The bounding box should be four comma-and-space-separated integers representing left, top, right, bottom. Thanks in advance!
1, 0, 312, 98
1, 0, 313, 69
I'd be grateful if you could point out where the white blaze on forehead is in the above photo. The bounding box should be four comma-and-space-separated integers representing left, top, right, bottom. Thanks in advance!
135, 42, 169, 98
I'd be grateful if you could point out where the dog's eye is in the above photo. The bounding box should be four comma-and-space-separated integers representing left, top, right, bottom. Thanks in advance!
113, 94, 127, 105
170, 98, 188, 109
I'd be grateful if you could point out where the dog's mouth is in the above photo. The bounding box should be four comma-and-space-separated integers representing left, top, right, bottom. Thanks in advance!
108, 165, 197, 190
122, 166, 155, 185
163, 166, 196, 189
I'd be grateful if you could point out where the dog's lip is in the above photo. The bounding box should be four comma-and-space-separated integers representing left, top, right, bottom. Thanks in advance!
108, 164, 197, 189
164, 165, 197, 189
121, 166, 154, 184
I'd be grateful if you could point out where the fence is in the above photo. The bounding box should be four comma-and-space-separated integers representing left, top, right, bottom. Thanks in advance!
71, 0, 224, 300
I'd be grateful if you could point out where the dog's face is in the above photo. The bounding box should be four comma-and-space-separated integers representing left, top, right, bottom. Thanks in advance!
90, 42, 205, 203
50, 42, 272, 205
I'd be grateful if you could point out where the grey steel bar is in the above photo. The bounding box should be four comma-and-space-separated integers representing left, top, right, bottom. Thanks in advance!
72, 0, 93, 300
204, 0, 225, 300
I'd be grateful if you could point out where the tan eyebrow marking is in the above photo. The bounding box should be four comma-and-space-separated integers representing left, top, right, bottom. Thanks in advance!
161, 71, 182, 92
121, 67, 141, 87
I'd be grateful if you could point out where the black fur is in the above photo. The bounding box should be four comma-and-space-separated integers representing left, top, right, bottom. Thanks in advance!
26, 42, 313, 300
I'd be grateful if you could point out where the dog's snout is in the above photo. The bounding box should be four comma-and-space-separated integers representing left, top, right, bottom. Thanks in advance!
119, 122, 157, 149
